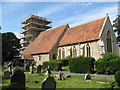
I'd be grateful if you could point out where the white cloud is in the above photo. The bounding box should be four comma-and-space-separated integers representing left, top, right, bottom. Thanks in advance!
37, 2, 93, 17
14, 32, 22, 39
54, 3, 118, 28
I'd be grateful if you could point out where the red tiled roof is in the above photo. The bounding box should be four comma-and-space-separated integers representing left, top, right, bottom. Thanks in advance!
22, 24, 68, 59
59, 17, 106, 46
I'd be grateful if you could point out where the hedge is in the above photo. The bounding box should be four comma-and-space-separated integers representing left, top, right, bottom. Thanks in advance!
95, 53, 119, 74
95, 59, 108, 74
69, 56, 95, 73
103, 52, 118, 61
42, 59, 62, 71
107, 58, 120, 74
115, 69, 120, 86
42, 57, 72, 71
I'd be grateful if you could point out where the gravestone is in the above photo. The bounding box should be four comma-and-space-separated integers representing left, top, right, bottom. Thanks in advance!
66, 75, 71, 78
30, 62, 35, 74
42, 76, 56, 89
25, 63, 30, 72
45, 66, 51, 76
8, 62, 13, 74
84, 74, 91, 80
11, 70, 25, 88
36, 65, 42, 73
12, 66, 23, 75
57, 71, 65, 80
4, 71, 10, 79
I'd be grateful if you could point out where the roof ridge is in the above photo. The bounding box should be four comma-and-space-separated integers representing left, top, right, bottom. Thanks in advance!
70, 17, 106, 29
45, 24, 68, 32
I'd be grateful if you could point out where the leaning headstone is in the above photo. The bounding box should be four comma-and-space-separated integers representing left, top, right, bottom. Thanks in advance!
11, 70, 25, 88
57, 71, 65, 80
42, 76, 56, 89
36, 65, 42, 73
84, 74, 91, 80
4, 71, 11, 79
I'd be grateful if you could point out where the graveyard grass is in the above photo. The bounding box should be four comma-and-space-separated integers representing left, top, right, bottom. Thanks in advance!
2, 71, 120, 88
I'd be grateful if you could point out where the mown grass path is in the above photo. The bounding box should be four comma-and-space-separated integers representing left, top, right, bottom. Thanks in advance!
52, 71, 114, 78
2, 72, 117, 89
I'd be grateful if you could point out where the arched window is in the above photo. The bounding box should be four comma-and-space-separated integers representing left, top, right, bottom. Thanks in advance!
70, 47, 72, 57
59, 49, 61, 59
80, 45, 85, 56
38, 55, 41, 61
62, 48, 65, 59
86, 44, 91, 57
83, 45, 85, 56
107, 31, 112, 52
73, 46, 77, 57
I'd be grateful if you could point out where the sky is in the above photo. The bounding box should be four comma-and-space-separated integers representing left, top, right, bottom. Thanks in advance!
1, 1, 119, 38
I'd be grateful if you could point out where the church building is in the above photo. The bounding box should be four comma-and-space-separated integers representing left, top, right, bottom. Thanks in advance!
22, 16, 120, 65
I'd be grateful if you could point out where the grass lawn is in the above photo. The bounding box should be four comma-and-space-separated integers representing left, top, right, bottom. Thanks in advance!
2, 71, 120, 89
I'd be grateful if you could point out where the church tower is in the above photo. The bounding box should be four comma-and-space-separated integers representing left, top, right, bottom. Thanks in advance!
20, 15, 52, 51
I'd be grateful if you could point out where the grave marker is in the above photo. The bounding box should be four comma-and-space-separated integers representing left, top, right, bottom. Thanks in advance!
42, 76, 56, 89
11, 70, 25, 88
36, 65, 42, 73
84, 74, 91, 80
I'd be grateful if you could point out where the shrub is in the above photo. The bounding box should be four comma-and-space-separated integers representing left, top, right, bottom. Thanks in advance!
106, 58, 120, 74
95, 59, 108, 74
115, 69, 120, 86
42, 56, 72, 71
62, 56, 72, 66
95, 53, 119, 74
103, 52, 118, 61
69, 56, 95, 73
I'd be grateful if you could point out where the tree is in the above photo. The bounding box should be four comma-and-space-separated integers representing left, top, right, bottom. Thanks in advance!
113, 15, 120, 46
2, 32, 21, 64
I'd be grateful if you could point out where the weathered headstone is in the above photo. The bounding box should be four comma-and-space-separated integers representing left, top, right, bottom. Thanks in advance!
4, 71, 11, 79
30, 61, 35, 74
12, 66, 23, 75
84, 74, 91, 80
31, 64, 34, 74
42, 76, 56, 89
11, 70, 25, 88
57, 71, 65, 80
36, 65, 42, 73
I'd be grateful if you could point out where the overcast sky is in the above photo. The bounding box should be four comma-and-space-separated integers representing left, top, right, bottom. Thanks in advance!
1, 1, 119, 38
